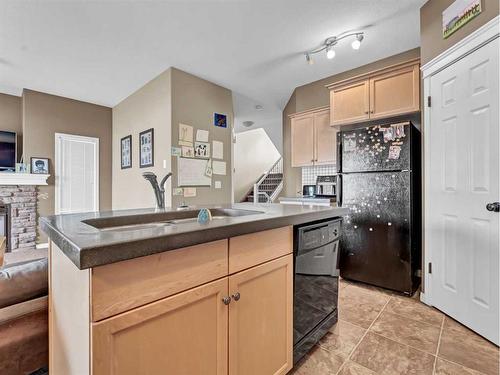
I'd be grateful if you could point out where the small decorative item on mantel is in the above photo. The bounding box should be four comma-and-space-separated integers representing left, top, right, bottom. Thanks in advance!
30, 157, 49, 174
15, 163, 30, 173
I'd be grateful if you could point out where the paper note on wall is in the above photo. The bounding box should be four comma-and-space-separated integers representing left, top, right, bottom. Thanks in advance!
179, 123, 193, 146
178, 157, 212, 186
212, 141, 223, 159
212, 161, 226, 175
183, 187, 197, 197
196, 129, 209, 142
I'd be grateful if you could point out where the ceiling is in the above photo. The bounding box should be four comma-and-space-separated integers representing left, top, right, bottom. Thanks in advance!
0, 0, 425, 130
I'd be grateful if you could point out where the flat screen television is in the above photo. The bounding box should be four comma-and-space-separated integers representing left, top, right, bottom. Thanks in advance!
0, 131, 17, 170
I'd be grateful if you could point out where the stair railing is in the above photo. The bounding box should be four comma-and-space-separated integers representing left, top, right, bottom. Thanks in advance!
253, 157, 283, 203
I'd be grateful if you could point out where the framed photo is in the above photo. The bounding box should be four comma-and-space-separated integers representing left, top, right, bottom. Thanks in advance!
214, 113, 227, 128
16, 163, 30, 174
194, 142, 210, 158
121, 135, 132, 169
139, 128, 154, 168
30, 157, 49, 174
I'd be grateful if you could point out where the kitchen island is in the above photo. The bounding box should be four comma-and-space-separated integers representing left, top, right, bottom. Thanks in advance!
42, 203, 347, 375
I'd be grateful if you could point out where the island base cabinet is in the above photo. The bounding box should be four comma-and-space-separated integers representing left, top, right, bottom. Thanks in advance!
229, 255, 293, 375
92, 278, 228, 375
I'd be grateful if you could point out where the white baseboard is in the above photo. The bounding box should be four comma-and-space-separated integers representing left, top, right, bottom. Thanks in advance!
36, 242, 49, 249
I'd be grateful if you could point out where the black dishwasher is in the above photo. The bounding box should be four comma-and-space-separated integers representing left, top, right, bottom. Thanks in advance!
293, 218, 341, 364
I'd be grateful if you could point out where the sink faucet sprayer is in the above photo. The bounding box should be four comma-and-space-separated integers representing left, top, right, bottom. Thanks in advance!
142, 172, 173, 209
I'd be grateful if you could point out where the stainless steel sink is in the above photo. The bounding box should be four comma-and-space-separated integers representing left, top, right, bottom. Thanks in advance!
83, 208, 263, 231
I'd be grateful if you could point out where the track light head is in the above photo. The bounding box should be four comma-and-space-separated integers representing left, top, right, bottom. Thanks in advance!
326, 46, 336, 59
351, 34, 364, 50
305, 53, 314, 65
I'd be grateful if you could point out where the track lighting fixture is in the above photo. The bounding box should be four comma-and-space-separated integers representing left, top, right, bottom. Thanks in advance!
304, 31, 364, 64
351, 34, 364, 50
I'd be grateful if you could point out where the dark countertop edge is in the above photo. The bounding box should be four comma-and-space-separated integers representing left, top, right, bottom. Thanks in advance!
42, 208, 348, 270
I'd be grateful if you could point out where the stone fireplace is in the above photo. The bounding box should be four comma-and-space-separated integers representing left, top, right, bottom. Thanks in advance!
0, 185, 37, 251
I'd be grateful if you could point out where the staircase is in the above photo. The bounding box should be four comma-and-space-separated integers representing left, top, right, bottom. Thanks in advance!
241, 158, 283, 203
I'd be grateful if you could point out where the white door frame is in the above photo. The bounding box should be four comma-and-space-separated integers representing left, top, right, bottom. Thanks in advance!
421, 16, 499, 306
55, 133, 100, 215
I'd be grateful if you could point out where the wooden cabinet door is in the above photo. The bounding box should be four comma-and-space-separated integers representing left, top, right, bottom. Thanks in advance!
313, 109, 337, 165
229, 255, 293, 375
369, 63, 420, 119
291, 115, 314, 167
330, 80, 370, 126
92, 278, 228, 375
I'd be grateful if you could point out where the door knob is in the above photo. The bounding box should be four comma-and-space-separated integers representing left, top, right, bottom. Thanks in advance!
222, 296, 231, 305
486, 202, 500, 212
232, 292, 241, 301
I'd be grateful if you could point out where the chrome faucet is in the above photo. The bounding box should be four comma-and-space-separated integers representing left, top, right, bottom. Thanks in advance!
142, 172, 173, 209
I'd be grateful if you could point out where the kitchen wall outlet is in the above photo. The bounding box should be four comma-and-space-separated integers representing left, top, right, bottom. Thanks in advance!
215, 181, 222, 189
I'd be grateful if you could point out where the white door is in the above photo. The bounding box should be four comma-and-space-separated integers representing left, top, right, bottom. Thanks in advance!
426, 38, 499, 344
55, 133, 99, 214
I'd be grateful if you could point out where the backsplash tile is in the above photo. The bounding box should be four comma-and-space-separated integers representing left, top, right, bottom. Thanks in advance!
302, 164, 337, 186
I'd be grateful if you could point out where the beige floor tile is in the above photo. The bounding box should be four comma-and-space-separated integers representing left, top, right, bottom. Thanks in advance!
439, 322, 499, 375
318, 320, 366, 358
443, 317, 477, 336
434, 358, 485, 375
384, 295, 444, 327
338, 360, 377, 375
339, 286, 390, 328
293, 345, 345, 375
350, 332, 435, 374
370, 310, 441, 354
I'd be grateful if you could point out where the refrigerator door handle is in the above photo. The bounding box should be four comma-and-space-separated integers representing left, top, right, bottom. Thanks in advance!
337, 174, 343, 207
336, 131, 342, 174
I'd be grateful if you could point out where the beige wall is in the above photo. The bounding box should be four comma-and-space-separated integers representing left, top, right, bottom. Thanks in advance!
282, 48, 421, 197
0, 93, 22, 134
0, 93, 23, 159
112, 70, 172, 210
170, 68, 233, 207
22, 89, 112, 242
420, 0, 499, 65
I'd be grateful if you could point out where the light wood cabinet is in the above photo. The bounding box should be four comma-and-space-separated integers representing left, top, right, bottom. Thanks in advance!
50, 226, 294, 375
369, 63, 419, 119
92, 278, 228, 375
329, 80, 370, 126
290, 115, 314, 167
290, 107, 336, 167
229, 255, 293, 375
327, 59, 420, 126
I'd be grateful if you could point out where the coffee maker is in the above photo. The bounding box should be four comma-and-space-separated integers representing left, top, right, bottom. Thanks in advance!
315, 175, 337, 198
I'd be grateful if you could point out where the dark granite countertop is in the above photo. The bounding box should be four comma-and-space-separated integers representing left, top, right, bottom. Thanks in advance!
41, 203, 349, 270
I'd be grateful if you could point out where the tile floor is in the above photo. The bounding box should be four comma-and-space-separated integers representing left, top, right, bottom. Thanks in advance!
292, 279, 499, 375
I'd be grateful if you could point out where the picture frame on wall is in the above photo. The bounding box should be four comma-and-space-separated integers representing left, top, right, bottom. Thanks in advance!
139, 128, 154, 168
121, 135, 132, 169
30, 157, 49, 174
214, 113, 227, 128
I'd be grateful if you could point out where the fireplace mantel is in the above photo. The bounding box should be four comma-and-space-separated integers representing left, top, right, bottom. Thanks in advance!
0, 173, 50, 186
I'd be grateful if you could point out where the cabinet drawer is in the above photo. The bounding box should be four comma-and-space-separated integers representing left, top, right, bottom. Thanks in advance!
229, 226, 292, 274
91, 239, 228, 321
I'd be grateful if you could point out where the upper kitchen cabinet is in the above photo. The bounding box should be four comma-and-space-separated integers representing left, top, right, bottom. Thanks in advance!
326, 59, 420, 126
290, 107, 336, 167
369, 62, 420, 119
329, 80, 370, 126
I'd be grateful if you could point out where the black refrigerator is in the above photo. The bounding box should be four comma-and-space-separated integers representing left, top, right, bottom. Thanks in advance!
336, 122, 421, 295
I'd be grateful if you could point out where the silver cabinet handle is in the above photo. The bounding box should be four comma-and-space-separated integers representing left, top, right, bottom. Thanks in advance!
222, 296, 231, 305
232, 292, 241, 301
